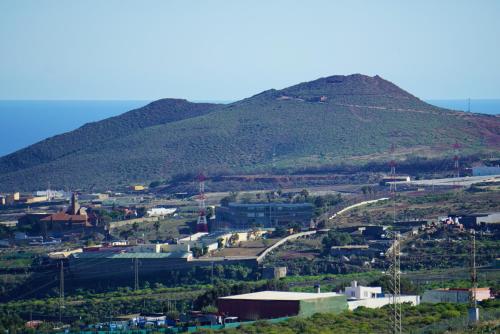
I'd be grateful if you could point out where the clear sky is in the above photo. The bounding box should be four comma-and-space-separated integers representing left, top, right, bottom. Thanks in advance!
1, 0, 499, 100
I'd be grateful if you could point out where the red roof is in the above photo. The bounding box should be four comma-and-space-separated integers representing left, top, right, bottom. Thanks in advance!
41, 212, 87, 223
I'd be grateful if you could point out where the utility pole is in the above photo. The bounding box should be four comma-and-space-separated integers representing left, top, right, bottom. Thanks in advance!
134, 257, 139, 291
388, 232, 402, 334
59, 260, 65, 323
468, 230, 479, 323
196, 173, 208, 232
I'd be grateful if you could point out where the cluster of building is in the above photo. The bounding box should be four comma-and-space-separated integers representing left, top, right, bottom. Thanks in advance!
58, 229, 269, 279
217, 280, 421, 321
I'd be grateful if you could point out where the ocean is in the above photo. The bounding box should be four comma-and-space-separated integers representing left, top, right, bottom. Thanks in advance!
0, 99, 498, 157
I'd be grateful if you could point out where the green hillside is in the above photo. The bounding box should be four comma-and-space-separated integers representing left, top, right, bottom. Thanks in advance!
0, 74, 498, 191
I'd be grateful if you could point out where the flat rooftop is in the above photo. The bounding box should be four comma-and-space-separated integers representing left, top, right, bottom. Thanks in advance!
219, 291, 342, 301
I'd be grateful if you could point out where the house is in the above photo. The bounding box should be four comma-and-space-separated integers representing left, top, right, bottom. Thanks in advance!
343, 281, 381, 300
341, 281, 420, 310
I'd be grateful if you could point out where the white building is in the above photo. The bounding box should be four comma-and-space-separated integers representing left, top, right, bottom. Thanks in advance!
341, 281, 420, 310
343, 281, 382, 300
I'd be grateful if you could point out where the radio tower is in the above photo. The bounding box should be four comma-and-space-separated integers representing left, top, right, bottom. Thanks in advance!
196, 173, 208, 232
388, 232, 402, 334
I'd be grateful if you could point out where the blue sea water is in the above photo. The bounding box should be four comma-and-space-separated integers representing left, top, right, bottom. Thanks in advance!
0, 99, 498, 158
426, 99, 500, 115
0, 100, 149, 157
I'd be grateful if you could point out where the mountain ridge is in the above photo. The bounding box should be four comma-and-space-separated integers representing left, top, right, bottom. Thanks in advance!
0, 74, 498, 191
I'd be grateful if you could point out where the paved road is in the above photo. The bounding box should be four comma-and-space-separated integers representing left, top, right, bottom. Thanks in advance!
409, 174, 500, 187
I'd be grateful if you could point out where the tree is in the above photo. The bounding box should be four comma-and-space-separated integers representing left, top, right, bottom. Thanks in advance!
149, 180, 161, 188
273, 226, 288, 238
217, 238, 225, 249
119, 229, 131, 240
153, 221, 161, 240
322, 230, 353, 253
132, 222, 139, 233
314, 196, 326, 208
300, 189, 310, 200
229, 233, 239, 246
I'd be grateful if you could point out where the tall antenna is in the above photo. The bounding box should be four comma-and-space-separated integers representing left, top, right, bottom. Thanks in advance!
196, 173, 208, 232
468, 230, 479, 323
388, 232, 402, 334
59, 260, 65, 323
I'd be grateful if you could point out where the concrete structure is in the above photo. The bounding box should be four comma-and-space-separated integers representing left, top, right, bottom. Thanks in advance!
218, 291, 347, 320
343, 281, 381, 300
472, 166, 500, 176
262, 266, 287, 280
146, 207, 176, 217
215, 202, 313, 231
347, 295, 420, 310
380, 175, 411, 185
422, 288, 492, 303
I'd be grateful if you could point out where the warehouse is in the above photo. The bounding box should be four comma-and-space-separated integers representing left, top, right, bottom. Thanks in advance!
217, 291, 347, 320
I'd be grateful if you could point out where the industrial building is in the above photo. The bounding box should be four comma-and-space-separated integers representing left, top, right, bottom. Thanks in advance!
217, 291, 347, 320
214, 202, 314, 231
422, 288, 492, 303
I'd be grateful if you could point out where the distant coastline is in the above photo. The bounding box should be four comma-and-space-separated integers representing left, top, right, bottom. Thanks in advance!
0, 98, 498, 157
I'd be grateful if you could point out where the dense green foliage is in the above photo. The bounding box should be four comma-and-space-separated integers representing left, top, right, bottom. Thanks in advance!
194, 301, 500, 334
0, 74, 498, 191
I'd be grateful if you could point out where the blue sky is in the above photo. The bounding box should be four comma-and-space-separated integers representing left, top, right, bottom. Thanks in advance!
1, 0, 499, 100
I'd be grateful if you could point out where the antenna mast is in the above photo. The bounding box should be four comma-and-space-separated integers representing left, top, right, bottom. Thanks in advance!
388, 232, 402, 334
196, 173, 208, 232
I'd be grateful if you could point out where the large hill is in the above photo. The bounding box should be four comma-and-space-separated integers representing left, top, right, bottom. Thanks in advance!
0, 74, 498, 191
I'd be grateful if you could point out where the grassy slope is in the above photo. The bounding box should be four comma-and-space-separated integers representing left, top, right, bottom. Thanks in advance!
0, 75, 498, 191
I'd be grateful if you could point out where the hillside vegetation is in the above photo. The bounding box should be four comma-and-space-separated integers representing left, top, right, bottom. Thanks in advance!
0, 74, 498, 191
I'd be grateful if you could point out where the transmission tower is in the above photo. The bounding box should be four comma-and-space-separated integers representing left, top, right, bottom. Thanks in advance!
196, 173, 208, 232
468, 230, 479, 323
387, 232, 402, 334
59, 260, 65, 323
134, 257, 139, 291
